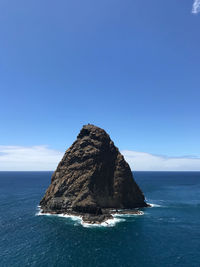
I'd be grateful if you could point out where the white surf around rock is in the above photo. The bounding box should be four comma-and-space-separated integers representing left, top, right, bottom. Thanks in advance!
112, 211, 144, 217
36, 206, 82, 223
81, 217, 125, 228
35, 206, 145, 227
148, 203, 162, 208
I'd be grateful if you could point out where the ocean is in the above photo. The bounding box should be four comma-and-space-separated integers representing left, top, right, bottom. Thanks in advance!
0, 171, 200, 267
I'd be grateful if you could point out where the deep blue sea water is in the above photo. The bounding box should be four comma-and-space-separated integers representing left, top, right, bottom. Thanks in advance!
0, 171, 200, 267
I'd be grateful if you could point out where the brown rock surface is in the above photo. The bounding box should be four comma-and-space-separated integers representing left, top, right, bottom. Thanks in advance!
40, 124, 147, 221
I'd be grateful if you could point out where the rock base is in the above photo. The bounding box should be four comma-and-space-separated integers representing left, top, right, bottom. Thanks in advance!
40, 208, 147, 224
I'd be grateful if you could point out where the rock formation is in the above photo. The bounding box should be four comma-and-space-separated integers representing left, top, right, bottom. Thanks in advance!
40, 124, 147, 223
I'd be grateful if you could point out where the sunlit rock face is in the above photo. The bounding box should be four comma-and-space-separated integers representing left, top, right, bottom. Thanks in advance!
40, 124, 147, 216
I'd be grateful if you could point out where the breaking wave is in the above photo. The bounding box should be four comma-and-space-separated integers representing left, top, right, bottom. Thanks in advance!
148, 203, 162, 208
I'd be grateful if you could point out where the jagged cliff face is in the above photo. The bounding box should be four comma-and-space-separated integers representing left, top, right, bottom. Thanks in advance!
40, 124, 147, 214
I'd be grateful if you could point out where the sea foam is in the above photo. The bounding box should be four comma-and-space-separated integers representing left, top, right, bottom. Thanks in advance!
81, 217, 125, 228
36, 206, 147, 227
112, 211, 144, 217
148, 203, 162, 208
36, 206, 130, 227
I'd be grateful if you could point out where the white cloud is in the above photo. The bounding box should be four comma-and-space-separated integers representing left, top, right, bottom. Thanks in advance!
121, 150, 200, 171
192, 0, 200, 14
0, 146, 63, 171
0, 146, 200, 171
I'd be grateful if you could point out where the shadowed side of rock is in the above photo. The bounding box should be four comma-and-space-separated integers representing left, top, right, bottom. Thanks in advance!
40, 124, 147, 220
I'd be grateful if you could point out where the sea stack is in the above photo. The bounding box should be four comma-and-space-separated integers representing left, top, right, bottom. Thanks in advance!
40, 124, 147, 224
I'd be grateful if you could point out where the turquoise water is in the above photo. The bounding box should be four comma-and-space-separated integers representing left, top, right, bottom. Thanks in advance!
0, 171, 200, 267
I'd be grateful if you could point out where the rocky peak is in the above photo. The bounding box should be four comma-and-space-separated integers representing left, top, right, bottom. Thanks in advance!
40, 124, 147, 223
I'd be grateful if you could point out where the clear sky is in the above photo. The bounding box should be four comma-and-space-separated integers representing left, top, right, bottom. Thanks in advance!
0, 0, 200, 170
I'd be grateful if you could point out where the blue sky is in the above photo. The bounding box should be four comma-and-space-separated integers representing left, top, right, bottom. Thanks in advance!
0, 0, 200, 170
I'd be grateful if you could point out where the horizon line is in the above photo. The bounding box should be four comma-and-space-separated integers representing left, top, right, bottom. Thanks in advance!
0, 170, 200, 172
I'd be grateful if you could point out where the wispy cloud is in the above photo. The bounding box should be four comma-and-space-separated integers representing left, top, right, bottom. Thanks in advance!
122, 150, 200, 171
192, 0, 200, 14
0, 146, 63, 171
0, 146, 200, 171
